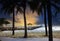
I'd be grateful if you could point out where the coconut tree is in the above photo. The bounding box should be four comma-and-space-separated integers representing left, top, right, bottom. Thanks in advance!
28, 0, 59, 41
0, 0, 59, 39
28, 0, 48, 36
47, 1, 60, 41
0, 0, 28, 38
47, 0, 53, 41
28, 0, 53, 41
42, 1, 48, 36
0, 0, 23, 35
21, 0, 27, 38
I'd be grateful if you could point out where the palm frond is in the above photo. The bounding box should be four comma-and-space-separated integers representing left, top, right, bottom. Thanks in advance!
0, 0, 23, 15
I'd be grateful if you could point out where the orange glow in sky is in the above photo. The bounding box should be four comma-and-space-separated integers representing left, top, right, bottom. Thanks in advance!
15, 8, 38, 27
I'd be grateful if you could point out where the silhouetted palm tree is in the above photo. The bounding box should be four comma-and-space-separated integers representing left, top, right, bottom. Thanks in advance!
47, 0, 53, 41
43, 1, 47, 36
28, 0, 59, 41
47, 0, 60, 41
0, 0, 28, 38
21, 0, 27, 38
28, 0, 48, 36
0, 0, 59, 39
0, 0, 23, 35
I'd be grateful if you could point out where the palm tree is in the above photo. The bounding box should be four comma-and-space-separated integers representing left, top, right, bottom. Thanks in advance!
21, 0, 27, 38
0, 0, 28, 38
0, 0, 59, 39
28, 0, 48, 36
47, 0, 60, 41
0, 0, 15, 35
47, 0, 53, 41
43, 1, 48, 36
0, 0, 23, 35
28, 0, 59, 41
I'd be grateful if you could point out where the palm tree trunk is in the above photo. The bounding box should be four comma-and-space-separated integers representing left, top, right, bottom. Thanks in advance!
12, 7, 16, 35
23, 1, 27, 38
47, 0, 53, 41
43, 5, 48, 36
